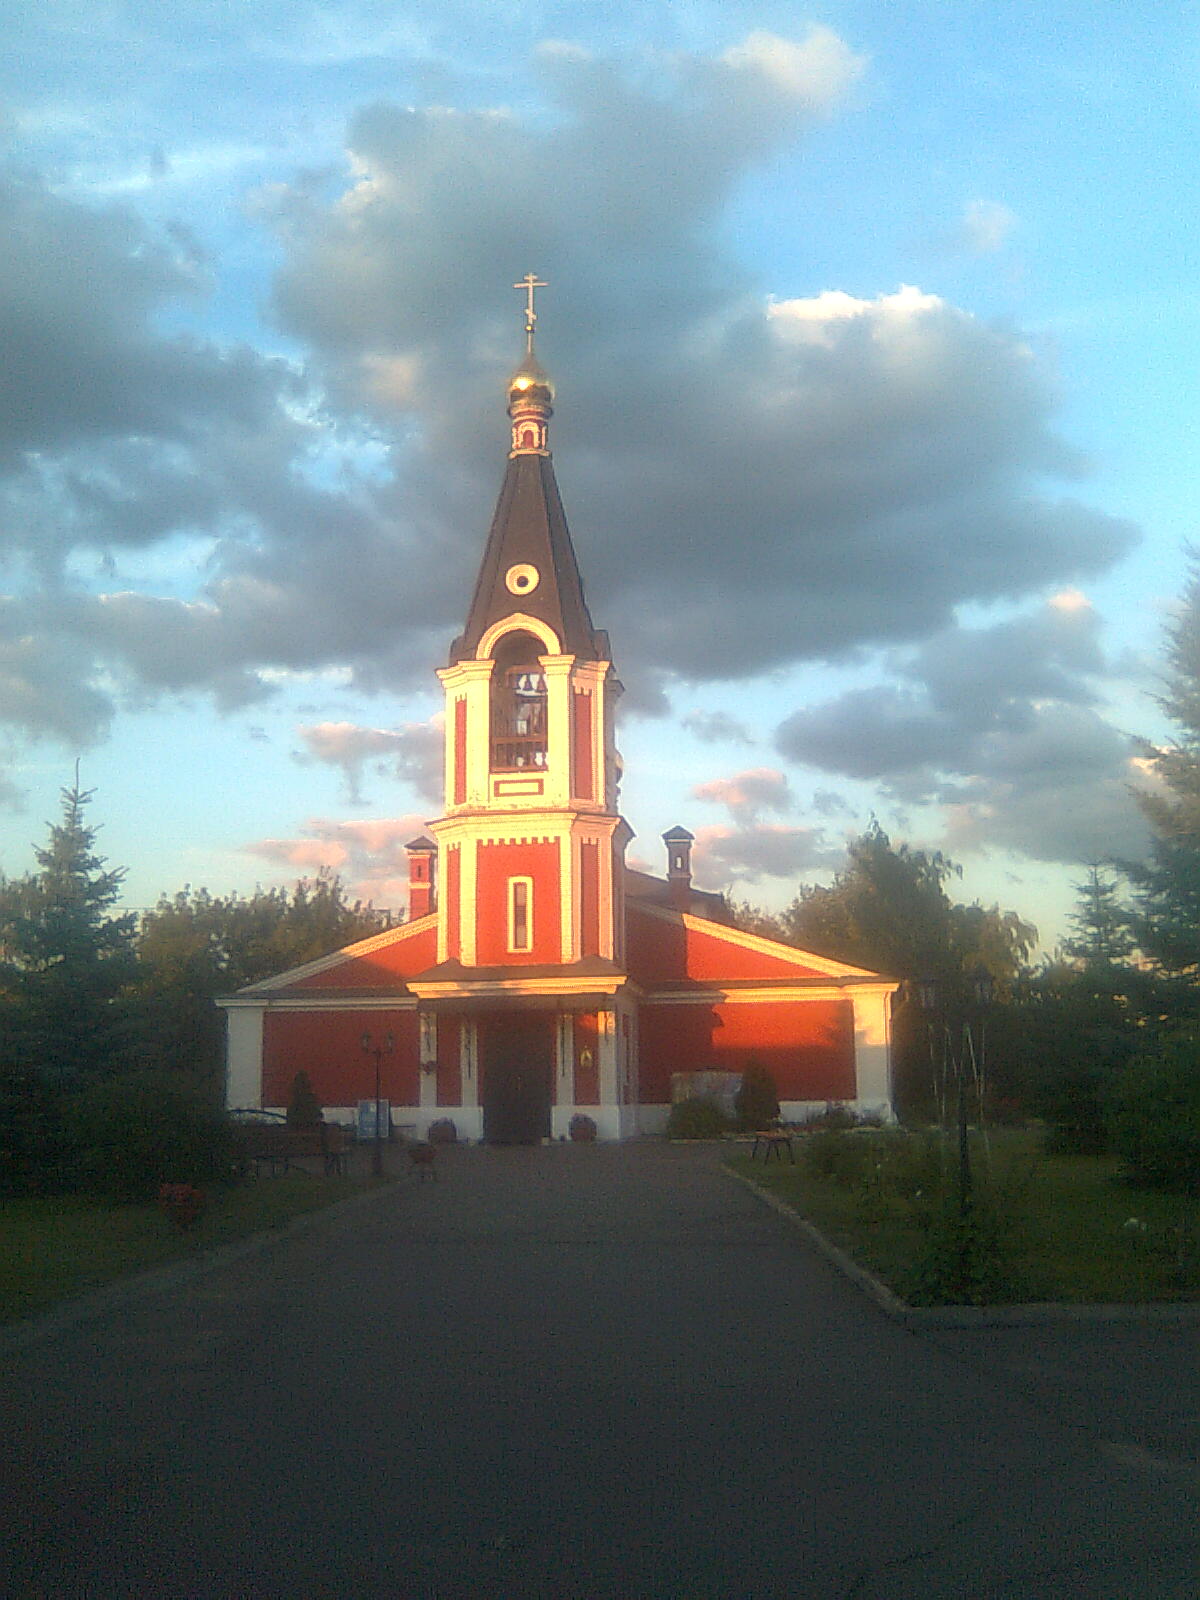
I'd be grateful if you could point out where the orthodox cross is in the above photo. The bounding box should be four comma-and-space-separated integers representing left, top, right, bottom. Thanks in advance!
514, 273, 547, 344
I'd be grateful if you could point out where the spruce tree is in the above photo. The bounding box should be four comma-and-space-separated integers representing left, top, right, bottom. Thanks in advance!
1062, 864, 1135, 971
0, 783, 137, 1088
1127, 560, 1200, 992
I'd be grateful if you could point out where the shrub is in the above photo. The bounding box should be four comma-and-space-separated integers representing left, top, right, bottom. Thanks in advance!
66, 1070, 234, 1201
734, 1060, 781, 1131
427, 1118, 458, 1145
1106, 1038, 1200, 1193
0, 1078, 75, 1196
569, 1114, 598, 1142
906, 1195, 1021, 1307
666, 1097, 731, 1140
286, 1070, 323, 1127
803, 1129, 876, 1186
804, 1101, 858, 1132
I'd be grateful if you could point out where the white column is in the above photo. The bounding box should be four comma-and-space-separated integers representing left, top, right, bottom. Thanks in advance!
419, 1045, 438, 1127
594, 1007, 620, 1139
540, 654, 575, 809
224, 1005, 264, 1109
853, 987, 896, 1120
551, 1011, 574, 1138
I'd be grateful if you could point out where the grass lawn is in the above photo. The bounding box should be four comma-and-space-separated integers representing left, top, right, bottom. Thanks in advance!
0, 1172, 389, 1326
726, 1130, 1200, 1305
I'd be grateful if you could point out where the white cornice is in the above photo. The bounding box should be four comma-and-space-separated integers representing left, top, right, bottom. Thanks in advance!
641, 981, 899, 1005
410, 974, 626, 1001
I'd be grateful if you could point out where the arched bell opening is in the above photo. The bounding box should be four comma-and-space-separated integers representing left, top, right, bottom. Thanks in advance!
489, 629, 548, 771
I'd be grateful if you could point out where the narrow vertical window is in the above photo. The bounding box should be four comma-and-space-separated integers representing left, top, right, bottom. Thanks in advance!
508, 877, 533, 953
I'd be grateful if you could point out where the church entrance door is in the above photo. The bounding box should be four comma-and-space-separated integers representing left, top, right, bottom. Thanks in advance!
480, 1013, 554, 1144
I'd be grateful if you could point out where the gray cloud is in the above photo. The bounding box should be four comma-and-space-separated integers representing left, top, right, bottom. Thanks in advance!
691, 821, 838, 888
0, 30, 1141, 821
775, 597, 1149, 864
681, 709, 756, 746
297, 719, 443, 805
260, 44, 1134, 690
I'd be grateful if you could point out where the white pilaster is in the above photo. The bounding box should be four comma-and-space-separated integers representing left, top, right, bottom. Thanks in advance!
224, 1005, 264, 1109
592, 1007, 620, 1138
460, 1020, 479, 1111
540, 653, 575, 808
853, 986, 895, 1119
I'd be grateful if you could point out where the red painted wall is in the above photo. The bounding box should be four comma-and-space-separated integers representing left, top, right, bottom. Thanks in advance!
436, 1015, 461, 1106
475, 839, 560, 964
453, 697, 467, 806
637, 999, 855, 1104
287, 922, 437, 991
579, 840, 600, 958
572, 689, 593, 799
263, 1009, 420, 1108
626, 904, 832, 983
445, 845, 461, 960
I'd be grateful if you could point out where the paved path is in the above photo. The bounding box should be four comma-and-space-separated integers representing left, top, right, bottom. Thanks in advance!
4, 1143, 1198, 1597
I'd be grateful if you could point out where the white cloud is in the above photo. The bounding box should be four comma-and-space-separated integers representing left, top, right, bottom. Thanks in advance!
693, 767, 794, 821
720, 27, 866, 112
960, 198, 1018, 255
242, 812, 430, 907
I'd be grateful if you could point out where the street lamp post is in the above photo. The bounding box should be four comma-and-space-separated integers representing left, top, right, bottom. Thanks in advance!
361, 1030, 394, 1178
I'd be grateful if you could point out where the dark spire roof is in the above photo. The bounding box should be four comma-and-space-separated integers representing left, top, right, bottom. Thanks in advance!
448, 319, 608, 665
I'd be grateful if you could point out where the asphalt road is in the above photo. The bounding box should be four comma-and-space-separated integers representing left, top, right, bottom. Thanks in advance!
3, 1142, 1198, 1598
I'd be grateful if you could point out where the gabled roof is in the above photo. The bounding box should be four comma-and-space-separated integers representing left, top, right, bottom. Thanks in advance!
626, 898, 897, 987
220, 914, 438, 999
448, 453, 608, 664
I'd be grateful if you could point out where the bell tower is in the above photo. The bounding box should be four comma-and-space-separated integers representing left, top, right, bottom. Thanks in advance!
430, 279, 631, 971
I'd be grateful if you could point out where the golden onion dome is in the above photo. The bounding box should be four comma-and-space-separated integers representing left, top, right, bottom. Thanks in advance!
508, 348, 555, 408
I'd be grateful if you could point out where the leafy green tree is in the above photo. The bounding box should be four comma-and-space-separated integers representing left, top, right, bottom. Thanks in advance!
768, 824, 1035, 1120
1105, 1032, 1200, 1193
778, 822, 1036, 989
0, 783, 137, 1088
133, 873, 389, 1092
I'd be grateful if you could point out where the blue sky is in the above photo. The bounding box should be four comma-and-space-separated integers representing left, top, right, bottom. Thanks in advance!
1, 2, 1196, 947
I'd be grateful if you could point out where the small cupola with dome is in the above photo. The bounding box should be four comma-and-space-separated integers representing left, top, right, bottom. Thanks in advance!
508, 274, 554, 455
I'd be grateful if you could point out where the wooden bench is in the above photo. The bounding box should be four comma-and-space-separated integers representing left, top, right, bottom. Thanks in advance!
233, 1122, 347, 1177
750, 1129, 795, 1164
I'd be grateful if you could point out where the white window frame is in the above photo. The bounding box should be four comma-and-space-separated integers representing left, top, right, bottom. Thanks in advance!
507, 876, 533, 953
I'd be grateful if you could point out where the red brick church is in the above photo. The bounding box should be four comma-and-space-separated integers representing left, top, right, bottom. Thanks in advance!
221, 284, 898, 1139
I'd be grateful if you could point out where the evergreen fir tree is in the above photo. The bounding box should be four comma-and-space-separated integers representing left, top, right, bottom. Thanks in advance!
1127, 560, 1200, 991
1062, 864, 1135, 970
0, 783, 137, 1088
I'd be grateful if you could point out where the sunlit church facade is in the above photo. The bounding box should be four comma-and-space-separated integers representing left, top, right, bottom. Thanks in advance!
221, 288, 898, 1140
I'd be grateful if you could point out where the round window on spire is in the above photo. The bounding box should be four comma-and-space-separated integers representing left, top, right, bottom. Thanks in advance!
505, 563, 540, 596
